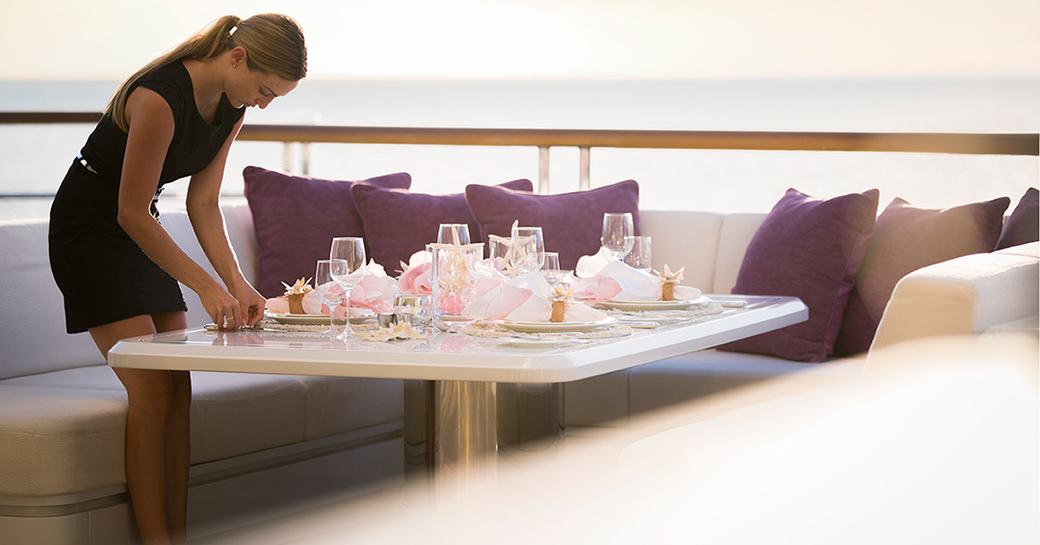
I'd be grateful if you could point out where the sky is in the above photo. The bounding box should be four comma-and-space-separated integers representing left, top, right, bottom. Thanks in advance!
5, 0, 1040, 80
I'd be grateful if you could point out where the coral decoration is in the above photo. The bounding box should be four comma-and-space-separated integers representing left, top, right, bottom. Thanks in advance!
358, 320, 427, 342
281, 277, 312, 314
652, 265, 685, 301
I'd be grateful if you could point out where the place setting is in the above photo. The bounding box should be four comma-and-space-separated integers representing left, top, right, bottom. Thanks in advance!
225, 213, 728, 347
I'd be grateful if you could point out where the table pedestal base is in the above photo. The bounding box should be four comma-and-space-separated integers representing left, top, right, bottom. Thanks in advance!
404, 380, 564, 482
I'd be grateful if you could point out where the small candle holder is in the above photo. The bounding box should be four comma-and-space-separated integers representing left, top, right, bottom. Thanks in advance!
394, 294, 431, 327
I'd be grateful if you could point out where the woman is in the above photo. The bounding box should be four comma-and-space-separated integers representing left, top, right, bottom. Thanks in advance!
48, 14, 306, 545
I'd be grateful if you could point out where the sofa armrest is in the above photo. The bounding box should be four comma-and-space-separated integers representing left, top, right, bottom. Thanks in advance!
871, 245, 1039, 351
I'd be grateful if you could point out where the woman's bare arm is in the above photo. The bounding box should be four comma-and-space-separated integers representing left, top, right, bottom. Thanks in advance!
186, 116, 267, 325
116, 87, 242, 327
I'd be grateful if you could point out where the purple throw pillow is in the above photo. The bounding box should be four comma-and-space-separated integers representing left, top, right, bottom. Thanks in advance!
243, 166, 411, 297
996, 187, 1038, 250
833, 196, 1011, 356
720, 188, 880, 363
352, 179, 533, 273
465, 180, 641, 270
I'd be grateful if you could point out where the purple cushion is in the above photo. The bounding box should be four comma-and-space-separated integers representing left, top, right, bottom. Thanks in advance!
721, 188, 880, 363
833, 196, 1011, 356
996, 187, 1038, 250
352, 179, 533, 272
242, 166, 411, 297
465, 181, 640, 270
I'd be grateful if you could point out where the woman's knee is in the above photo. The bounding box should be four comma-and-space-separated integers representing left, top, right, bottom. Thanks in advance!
117, 369, 177, 417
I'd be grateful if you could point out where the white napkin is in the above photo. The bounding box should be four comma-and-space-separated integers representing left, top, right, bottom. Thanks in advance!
573, 255, 702, 303
463, 272, 609, 322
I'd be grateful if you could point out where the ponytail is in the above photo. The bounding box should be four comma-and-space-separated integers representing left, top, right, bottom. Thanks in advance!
105, 15, 242, 132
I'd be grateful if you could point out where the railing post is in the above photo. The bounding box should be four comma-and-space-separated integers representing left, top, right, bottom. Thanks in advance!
579, 147, 591, 191
282, 142, 294, 173
301, 143, 311, 176
538, 146, 550, 194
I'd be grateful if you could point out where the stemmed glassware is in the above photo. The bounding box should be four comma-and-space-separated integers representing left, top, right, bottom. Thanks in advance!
601, 212, 634, 260
542, 251, 562, 287
623, 235, 653, 272
437, 223, 471, 245
510, 226, 545, 275
314, 260, 344, 335
330, 236, 366, 337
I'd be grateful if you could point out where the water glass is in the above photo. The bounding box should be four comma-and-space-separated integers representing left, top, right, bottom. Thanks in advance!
330, 237, 366, 335
314, 260, 344, 333
510, 226, 545, 274
623, 235, 653, 272
601, 212, 635, 260
542, 252, 562, 286
488, 236, 511, 274
436, 223, 471, 246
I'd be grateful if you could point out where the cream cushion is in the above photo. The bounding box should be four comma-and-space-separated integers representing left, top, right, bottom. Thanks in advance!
0, 366, 402, 497
871, 244, 1039, 351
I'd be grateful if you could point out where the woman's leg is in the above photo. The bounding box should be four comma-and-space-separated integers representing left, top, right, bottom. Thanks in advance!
152, 311, 191, 545
90, 315, 175, 545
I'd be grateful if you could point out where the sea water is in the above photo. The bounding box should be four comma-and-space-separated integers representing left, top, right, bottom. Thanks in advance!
1, 78, 1038, 220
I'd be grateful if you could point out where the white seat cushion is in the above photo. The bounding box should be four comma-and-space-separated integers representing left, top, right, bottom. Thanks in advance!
0, 383, 126, 497
4, 366, 307, 465
566, 349, 815, 427
296, 376, 403, 441
0, 366, 403, 496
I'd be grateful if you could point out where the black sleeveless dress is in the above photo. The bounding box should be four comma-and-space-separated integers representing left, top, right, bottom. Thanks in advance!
49, 61, 245, 333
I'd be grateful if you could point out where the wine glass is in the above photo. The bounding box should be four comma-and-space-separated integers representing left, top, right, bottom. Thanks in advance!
623, 235, 653, 272
436, 223, 471, 246
330, 237, 366, 336
314, 260, 344, 335
542, 251, 562, 287
510, 226, 544, 275
602, 213, 635, 260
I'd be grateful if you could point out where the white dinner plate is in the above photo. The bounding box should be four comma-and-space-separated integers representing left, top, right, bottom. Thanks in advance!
265, 309, 374, 325
499, 337, 592, 348
598, 298, 708, 312
495, 317, 616, 333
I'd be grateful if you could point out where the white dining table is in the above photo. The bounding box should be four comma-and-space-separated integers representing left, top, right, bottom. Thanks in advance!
108, 295, 806, 484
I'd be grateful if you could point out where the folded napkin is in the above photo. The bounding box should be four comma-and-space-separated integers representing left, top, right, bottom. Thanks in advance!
573, 252, 702, 304
267, 261, 397, 316
398, 250, 433, 295
463, 272, 608, 322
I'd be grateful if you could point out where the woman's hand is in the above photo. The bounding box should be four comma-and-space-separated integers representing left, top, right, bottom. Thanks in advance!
229, 280, 267, 327
199, 283, 242, 330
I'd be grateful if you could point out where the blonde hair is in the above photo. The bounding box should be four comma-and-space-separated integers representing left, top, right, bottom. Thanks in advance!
106, 14, 307, 131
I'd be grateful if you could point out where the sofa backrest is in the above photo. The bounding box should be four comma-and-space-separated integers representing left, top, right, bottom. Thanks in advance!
639, 210, 764, 294
0, 220, 105, 379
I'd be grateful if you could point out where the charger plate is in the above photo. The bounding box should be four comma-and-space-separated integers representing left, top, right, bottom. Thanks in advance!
495, 317, 617, 333
265, 309, 374, 325
598, 297, 709, 312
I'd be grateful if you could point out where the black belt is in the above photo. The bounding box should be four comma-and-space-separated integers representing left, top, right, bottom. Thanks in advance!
76, 155, 99, 175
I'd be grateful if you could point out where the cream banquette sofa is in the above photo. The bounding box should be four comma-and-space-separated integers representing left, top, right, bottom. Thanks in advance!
1, 202, 1036, 544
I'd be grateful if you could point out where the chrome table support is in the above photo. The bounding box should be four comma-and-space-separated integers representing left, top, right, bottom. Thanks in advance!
404, 379, 564, 481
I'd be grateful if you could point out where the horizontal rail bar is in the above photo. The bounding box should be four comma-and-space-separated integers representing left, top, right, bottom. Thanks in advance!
0, 112, 103, 124
2, 112, 1037, 156
237, 125, 1039, 156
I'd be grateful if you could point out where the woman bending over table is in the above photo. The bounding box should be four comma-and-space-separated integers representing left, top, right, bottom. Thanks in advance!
48, 14, 306, 545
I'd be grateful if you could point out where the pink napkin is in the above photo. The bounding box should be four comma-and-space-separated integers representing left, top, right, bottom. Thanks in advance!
397, 250, 433, 295
464, 272, 608, 322
267, 261, 397, 316
573, 252, 702, 304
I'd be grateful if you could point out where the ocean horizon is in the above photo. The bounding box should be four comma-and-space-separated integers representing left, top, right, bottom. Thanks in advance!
2, 78, 1038, 220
